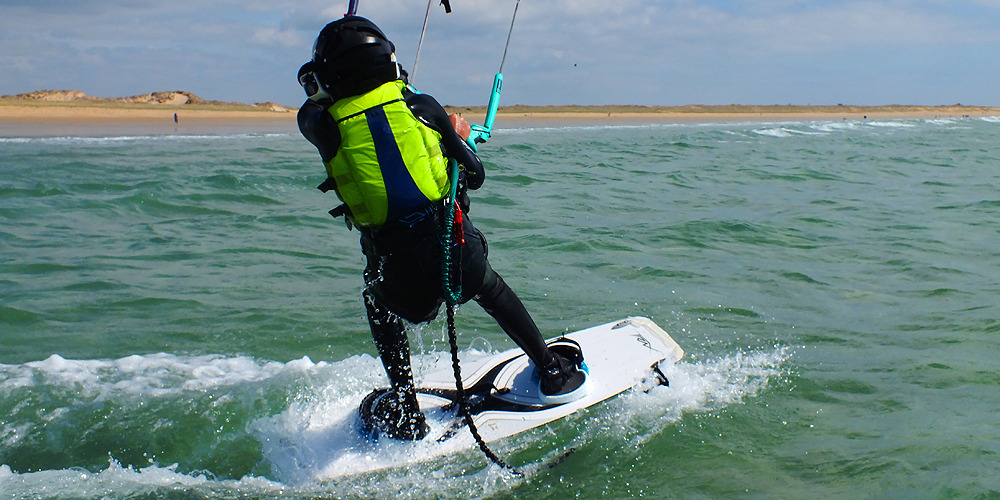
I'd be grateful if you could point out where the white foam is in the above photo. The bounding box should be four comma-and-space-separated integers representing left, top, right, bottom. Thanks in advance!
248, 350, 500, 484
923, 118, 960, 126
751, 127, 811, 138
751, 124, 833, 137
581, 346, 791, 447
0, 353, 305, 399
864, 120, 918, 128
494, 122, 690, 135
0, 133, 292, 145
250, 345, 792, 484
0, 458, 289, 499
809, 121, 860, 133
1, 345, 791, 496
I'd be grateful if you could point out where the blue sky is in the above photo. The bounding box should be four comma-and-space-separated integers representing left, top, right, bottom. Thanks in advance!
2, 0, 999, 108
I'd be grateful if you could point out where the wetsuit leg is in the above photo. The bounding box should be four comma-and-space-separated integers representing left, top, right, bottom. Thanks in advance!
364, 291, 417, 394
463, 226, 583, 397
363, 289, 426, 439
474, 274, 586, 398
474, 267, 555, 370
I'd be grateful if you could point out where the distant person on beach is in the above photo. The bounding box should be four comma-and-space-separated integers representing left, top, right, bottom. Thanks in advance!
295, 16, 586, 440
174, 113, 178, 124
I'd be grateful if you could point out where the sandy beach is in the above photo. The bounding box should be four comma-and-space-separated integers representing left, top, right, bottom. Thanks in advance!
3, 101, 999, 137
0, 104, 300, 137
0, 104, 297, 122
453, 105, 1000, 128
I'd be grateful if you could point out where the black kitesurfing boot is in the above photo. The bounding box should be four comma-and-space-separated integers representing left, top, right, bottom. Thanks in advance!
475, 270, 589, 403
359, 387, 429, 440
537, 338, 588, 404
362, 291, 430, 440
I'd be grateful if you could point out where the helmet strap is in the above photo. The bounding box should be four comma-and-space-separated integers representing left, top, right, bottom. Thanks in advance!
307, 71, 335, 103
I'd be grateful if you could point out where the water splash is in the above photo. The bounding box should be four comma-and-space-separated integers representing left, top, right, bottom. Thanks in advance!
1, 345, 790, 499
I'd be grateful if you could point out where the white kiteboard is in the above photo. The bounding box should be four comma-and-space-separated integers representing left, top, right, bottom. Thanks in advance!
363, 316, 684, 445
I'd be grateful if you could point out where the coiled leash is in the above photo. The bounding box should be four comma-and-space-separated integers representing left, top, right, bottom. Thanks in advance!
435, 0, 524, 476
441, 159, 521, 476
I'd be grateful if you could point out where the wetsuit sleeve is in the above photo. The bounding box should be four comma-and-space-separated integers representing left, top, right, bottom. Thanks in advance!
403, 90, 485, 190
297, 99, 341, 163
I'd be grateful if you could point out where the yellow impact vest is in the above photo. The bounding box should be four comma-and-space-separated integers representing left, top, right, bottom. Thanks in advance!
324, 80, 449, 227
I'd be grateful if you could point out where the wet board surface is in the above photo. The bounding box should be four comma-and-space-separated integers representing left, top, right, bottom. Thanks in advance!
404, 316, 685, 444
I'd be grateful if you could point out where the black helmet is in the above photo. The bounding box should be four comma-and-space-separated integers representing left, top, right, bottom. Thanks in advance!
310, 16, 400, 100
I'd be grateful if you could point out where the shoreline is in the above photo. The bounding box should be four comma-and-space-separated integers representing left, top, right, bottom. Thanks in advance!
3, 104, 998, 137
0, 105, 299, 137
0, 104, 298, 122
454, 104, 1000, 125
462, 110, 996, 126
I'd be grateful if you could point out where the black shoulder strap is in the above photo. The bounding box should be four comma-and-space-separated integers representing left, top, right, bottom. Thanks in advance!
317, 177, 337, 193
335, 98, 405, 124
316, 177, 352, 227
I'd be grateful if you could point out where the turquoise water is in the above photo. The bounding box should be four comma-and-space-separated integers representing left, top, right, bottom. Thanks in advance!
2, 116, 999, 498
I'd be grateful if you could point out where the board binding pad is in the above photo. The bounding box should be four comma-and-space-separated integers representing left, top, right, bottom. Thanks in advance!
359, 316, 684, 443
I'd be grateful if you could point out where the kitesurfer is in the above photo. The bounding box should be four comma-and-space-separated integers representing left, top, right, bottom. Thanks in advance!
296, 16, 586, 440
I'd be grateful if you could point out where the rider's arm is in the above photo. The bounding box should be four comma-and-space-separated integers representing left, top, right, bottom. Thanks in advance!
297, 99, 341, 162
403, 89, 485, 190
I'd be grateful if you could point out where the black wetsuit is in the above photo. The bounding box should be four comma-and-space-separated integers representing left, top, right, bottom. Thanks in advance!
298, 87, 554, 416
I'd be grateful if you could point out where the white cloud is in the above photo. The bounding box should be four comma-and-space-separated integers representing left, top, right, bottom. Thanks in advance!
513, 0, 998, 61
252, 28, 303, 48
12, 56, 35, 73
2, 0, 999, 106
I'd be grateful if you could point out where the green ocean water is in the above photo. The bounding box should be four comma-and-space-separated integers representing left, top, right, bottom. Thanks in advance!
1, 116, 998, 499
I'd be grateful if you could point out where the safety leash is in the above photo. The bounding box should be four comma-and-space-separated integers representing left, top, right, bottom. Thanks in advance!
400, 0, 522, 475
439, 0, 525, 475
441, 159, 522, 476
